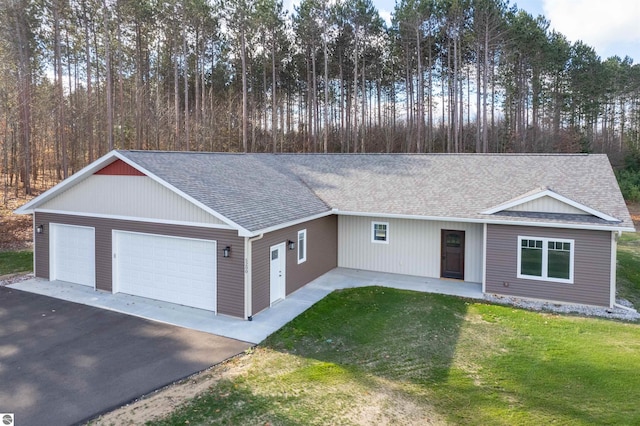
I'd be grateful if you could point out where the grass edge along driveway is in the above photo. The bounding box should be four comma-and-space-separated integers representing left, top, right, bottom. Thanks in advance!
0, 250, 32, 276
150, 288, 640, 426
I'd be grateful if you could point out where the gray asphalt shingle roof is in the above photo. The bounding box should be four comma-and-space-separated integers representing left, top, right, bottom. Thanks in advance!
119, 151, 331, 232
118, 151, 634, 232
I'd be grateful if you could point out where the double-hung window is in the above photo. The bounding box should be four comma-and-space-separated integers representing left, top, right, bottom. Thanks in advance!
518, 236, 574, 283
297, 229, 307, 264
372, 222, 389, 243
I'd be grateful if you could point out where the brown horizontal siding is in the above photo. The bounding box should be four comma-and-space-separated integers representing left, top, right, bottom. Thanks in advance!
486, 224, 612, 306
251, 215, 337, 315
34, 212, 245, 318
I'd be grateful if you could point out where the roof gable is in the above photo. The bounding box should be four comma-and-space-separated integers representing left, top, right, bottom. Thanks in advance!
481, 188, 620, 222
95, 159, 145, 176
14, 151, 245, 232
37, 174, 227, 225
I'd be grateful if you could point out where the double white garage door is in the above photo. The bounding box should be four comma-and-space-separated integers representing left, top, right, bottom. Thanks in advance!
50, 224, 217, 312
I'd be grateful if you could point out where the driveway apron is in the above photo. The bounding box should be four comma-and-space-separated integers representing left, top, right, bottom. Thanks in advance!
0, 287, 251, 426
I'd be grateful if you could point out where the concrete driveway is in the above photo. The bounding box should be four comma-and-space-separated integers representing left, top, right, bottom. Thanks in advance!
0, 287, 251, 426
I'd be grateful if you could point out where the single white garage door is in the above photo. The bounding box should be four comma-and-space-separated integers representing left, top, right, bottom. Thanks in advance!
50, 223, 95, 287
113, 231, 217, 311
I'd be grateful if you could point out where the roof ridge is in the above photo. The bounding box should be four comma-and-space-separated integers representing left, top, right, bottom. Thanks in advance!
120, 150, 600, 157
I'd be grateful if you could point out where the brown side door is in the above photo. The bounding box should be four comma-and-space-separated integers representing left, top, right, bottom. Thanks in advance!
441, 230, 465, 280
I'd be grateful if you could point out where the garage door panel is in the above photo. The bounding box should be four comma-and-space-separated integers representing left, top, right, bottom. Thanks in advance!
114, 231, 217, 312
51, 224, 95, 287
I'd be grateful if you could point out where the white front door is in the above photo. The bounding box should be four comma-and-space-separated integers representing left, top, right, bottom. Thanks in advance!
270, 243, 286, 305
50, 223, 95, 287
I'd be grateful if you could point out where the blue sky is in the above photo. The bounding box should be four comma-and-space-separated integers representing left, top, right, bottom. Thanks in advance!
371, 0, 640, 63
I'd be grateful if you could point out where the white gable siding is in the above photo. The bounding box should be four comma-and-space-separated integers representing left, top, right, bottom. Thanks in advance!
38, 175, 227, 225
506, 196, 588, 215
338, 216, 483, 283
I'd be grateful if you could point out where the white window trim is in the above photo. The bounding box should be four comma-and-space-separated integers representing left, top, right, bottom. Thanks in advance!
297, 229, 307, 264
517, 236, 575, 284
371, 221, 389, 244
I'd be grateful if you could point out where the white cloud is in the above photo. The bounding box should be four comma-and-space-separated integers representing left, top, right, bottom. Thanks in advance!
283, 0, 298, 14
542, 0, 640, 58
379, 9, 392, 27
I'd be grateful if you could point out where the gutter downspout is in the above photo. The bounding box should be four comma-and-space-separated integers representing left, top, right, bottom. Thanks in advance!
482, 223, 487, 294
613, 302, 638, 313
611, 230, 624, 309
245, 233, 264, 321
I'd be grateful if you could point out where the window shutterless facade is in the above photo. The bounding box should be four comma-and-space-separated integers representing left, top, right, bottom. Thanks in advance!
297, 229, 307, 263
517, 236, 574, 283
371, 222, 389, 243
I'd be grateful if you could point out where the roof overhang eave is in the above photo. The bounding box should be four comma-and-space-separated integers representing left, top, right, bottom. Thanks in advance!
241, 209, 335, 237
334, 210, 635, 232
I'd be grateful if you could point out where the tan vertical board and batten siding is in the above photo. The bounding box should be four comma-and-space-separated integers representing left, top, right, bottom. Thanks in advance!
38, 175, 227, 225
338, 216, 484, 283
251, 216, 337, 315
485, 224, 612, 306
506, 196, 588, 215
34, 212, 245, 317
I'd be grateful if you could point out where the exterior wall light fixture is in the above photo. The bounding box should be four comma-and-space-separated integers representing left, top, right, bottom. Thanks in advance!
223, 246, 231, 258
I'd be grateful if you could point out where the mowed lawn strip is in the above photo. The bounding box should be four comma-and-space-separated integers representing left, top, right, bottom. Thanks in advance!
151, 288, 640, 426
617, 232, 640, 306
0, 250, 33, 275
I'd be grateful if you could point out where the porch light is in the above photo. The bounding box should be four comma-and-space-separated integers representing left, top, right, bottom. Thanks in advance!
288, 240, 295, 250
36, 225, 44, 234
223, 246, 231, 258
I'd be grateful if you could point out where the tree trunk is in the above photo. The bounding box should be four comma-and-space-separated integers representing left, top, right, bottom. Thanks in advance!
184, 31, 190, 151
240, 24, 248, 152
102, 0, 114, 151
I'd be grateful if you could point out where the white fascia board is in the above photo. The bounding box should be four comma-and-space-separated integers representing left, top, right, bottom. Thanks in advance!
33, 209, 235, 230
610, 232, 618, 308
14, 151, 120, 214
334, 210, 635, 233
113, 152, 250, 235
481, 188, 620, 222
243, 210, 334, 237
485, 220, 635, 233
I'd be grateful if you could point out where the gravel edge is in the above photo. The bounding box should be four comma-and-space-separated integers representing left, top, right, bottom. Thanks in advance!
485, 294, 640, 321
0, 273, 34, 287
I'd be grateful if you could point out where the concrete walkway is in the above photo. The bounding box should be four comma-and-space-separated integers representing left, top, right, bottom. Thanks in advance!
10, 268, 483, 344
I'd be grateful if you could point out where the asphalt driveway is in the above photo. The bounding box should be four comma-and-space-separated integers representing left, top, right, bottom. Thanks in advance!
0, 287, 252, 426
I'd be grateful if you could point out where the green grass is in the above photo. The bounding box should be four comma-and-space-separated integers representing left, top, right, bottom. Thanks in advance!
151, 288, 640, 425
617, 232, 640, 306
0, 250, 33, 275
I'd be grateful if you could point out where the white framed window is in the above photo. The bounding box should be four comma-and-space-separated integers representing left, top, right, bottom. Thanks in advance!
371, 222, 389, 244
517, 236, 574, 283
297, 229, 307, 264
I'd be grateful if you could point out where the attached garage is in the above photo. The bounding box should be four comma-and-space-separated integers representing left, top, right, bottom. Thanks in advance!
113, 231, 217, 312
50, 223, 95, 287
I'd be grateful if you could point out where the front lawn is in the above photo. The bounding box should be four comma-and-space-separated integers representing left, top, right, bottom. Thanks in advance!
0, 250, 33, 275
617, 232, 640, 306
152, 288, 640, 425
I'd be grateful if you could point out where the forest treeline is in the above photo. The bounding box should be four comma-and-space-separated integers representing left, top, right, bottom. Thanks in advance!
2, 0, 640, 196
